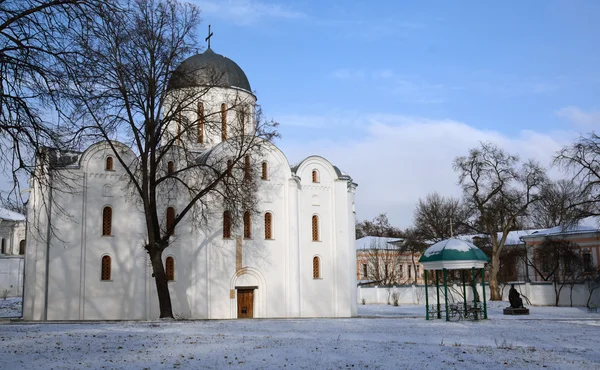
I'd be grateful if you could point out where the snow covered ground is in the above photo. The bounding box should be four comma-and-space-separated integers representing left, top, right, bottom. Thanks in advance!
1, 300, 599, 369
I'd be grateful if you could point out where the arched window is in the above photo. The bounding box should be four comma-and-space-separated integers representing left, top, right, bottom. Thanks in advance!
166, 207, 175, 236
1, 238, 5, 254
264, 212, 273, 240
312, 169, 319, 183
238, 105, 246, 136
313, 256, 321, 279
227, 159, 233, 177
19, 240, 25, 255
102, 206, 112, 236
165, 256, 175, 281
312, 215, 319, 241
223, 211, 231, 238
167, 161, 174, 175
105, 157, 113, 171
243, 211, 251, 239
244, 155, 251, 180
261, 162, 268, 180
221, 103, 227, 141
101, 255, 111, 281
197, 102, 204, 144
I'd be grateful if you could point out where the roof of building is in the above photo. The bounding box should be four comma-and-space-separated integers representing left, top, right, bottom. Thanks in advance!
419, 238, 488, 269
456, 229, 545, 246
0, 208, 25, 222
356, 236, 404, 250
167, 48, 251, 92
521, 224, 599, 239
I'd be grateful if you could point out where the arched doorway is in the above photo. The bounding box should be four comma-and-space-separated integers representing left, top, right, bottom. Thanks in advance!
19, 240, 25, 255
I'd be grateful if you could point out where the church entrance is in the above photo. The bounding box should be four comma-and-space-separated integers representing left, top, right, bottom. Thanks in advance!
236, 288, 255, 318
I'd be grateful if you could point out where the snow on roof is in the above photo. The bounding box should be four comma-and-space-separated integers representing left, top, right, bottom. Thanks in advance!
456, 229, 545, 246
423, 238, 474, 257
523, 224, 599, 238
0, 208, 25, 222
356, 236, 403, 250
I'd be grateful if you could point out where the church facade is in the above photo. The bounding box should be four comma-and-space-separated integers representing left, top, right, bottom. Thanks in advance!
22, 48, 358, 320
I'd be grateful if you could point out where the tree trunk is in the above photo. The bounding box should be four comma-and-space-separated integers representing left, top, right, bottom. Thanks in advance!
150, 249, 173, 318
489, 251, 502, 300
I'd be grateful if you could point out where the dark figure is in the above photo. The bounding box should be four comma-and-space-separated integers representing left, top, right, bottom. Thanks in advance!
508, 284, 524, 308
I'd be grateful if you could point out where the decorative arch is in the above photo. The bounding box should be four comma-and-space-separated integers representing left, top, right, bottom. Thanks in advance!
19, 240, 25, 255
105, 156, 114, 171
230, 267, 267, 319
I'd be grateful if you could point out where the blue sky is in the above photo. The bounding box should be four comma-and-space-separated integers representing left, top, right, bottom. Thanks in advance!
192, 0, 600, 228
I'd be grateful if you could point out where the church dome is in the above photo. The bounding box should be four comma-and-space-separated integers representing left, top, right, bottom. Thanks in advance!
167, 48, 251, 92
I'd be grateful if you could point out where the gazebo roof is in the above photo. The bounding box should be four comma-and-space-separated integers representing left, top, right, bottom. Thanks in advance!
419, 238, 489, 270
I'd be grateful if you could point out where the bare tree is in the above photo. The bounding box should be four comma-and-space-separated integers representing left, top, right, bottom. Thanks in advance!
401, 227, 429, 284
0, 0, 105, 202
454, 142, 547, 300
59, 0, 278, 318
583, 269, 600, 309
522, 238, 582, 306
362, 238, 402, 286
412, 192, 470, 242
554, 132, 600, 219
527, 179, 590, 229
356, 213, 402, 239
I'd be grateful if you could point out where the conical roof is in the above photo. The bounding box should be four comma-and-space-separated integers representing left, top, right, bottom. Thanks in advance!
419, 238, 488, 270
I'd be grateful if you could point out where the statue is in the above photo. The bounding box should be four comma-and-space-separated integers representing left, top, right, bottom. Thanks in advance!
508, 284, 524, 309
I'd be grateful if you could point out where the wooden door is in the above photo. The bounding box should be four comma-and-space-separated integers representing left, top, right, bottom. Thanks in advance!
237, 289, 254, 318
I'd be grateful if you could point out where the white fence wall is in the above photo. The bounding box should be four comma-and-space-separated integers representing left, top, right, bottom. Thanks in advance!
358, 282, 600, 307
0, 256, 24, 298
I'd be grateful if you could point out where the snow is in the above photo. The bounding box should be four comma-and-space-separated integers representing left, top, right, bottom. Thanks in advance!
0, 207, 25, 221
356, 236, 403, 250
0, 297, 21, 317
424, 238, 474, 257
1, 299, 599, 369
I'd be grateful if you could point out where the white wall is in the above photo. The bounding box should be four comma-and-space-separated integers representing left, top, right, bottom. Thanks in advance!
0, 257, 24, 298
358, 282, 600, 307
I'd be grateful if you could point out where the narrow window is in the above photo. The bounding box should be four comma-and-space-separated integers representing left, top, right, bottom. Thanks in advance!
101, 255, 111, 281
583, 251, 592, 272
408, 266, 412, 279
238, 105, 246, 136
399, 265, 403, 277
362, 264, 368, 278
1, 238, 5, 254
244, 211, 252, 239
313, 256, 321, 279
165, 256, 175, 281
223, 211, 231, 238
102, 206, 112, 236
244, 155, 251, 180
167, 161, 174, 175
105, 157, 113, 171
19, 240, 25, 255
312, 170, 319, 183
264, 212, 273, 240
227, 159, 233, 177
312, 215, 319, 241
221, 103, 227, 141
261, 162, 268, 180
166, 207, 175, 236
177, 111, 182, 145
197, 102, 204, 144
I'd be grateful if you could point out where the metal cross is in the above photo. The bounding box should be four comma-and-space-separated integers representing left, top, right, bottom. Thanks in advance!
205, 24, 214, 49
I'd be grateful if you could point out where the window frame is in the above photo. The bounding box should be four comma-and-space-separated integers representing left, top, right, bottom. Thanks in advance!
166, 206, 176, 236
312, 169, 319, 183
105, 156, 114, 171
311, 214, 320, 242
165, 256, 175, 281
102, 206, 112, 236
264, 212, 273, 240
223, 210, 232, 239
261, 161, 268, 180
197, 101, 204, 144
313, 256, 321, 279
221, 103, 227, 141
243, 211, 252, 239
101, 255, 112, 281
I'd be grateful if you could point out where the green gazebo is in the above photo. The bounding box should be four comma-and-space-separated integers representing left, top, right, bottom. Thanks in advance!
419, 238, 489, 321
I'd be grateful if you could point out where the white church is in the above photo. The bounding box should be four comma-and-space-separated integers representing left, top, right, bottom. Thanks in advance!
22, 46, 358, 320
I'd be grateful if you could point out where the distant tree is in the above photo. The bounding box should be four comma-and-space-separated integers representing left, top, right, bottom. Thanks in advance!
554, 132, 600, 218
583, 269, 600, 309
356, 213, 403, 239
401, 227, 429, 284
527, 179, 590, 229
454, 142, 547, 300
412, 192, 470, 242
362, 238, 401, 286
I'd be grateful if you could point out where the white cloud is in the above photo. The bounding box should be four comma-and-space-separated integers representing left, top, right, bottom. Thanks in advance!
278, 114, 577, 229
556, 106, 600, 127
196, 0, 305, 25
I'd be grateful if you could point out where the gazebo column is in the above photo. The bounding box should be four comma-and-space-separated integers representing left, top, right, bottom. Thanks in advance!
461, 270, 467, 313
481, 267, 488, 319
435, 270, 441, 319
471, 267, 478, 313
424, 270, 429, 320
443, 268, 449, 322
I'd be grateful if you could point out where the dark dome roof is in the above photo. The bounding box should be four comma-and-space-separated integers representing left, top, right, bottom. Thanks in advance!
167, 48, 251, 92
